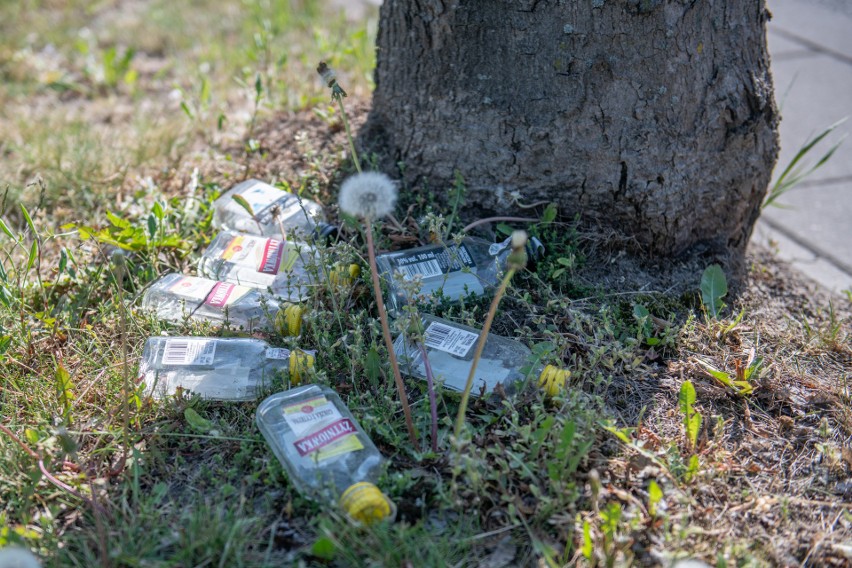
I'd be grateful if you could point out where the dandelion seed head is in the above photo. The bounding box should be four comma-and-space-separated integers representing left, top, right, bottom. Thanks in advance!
338, 172, 398, 220
511, 230, 528, 250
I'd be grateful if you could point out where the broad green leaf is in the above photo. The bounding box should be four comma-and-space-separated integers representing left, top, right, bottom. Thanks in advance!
311, 536, 336, 560
678, 380, 696, 410
581, 520, 593, 559
55, 363, 74, 420
0, 218, 13, 239
603, 423, 633, 444
365, 344, 381, 386
231, 194, 255, 217
184, 408, 215, 433
152, 201, 165, 221
24, 428, 39, 445
700, 264, 727, 318
26, 240, 38, 271
688, 413, 702, 448
556, 419, 576, 460
496, 223, 513, 236
58, 248, 67, 275
679, 380, 701, 447
147, 213, 158, 239
541, 203, 557, 224
648, 480, 663, 516
200, 76, 211, 104
685, 454, 700, 483
106, 211, 131, 230
633, 304, 650, 320
20, 204, 36, 236
180, 101, 194, 119
743, 357, 763, 381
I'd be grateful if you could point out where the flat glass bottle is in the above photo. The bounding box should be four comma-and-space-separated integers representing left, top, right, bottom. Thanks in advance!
256, 385, 395, 524
197, 231, 360, 302
212, 178, 329, 239
141, 273, 280, 332
392, 314, 568, 396
139, 337, 314, 400
376, 236, 543, 314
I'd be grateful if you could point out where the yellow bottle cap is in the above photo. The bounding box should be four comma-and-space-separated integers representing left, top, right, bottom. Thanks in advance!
329, 263, 361, 288
275, 302, 304, 336
289, 350, 315, 386
538, 365, 570, 397
339, 482, 395, 525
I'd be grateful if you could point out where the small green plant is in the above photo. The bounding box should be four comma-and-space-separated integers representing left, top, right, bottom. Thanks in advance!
695, 352, 762, 396
763, 117, 847, 209
678, 380, 701, 451
633, 304, 660, 346
647, 480, 663, 518
700, 264, 727, 319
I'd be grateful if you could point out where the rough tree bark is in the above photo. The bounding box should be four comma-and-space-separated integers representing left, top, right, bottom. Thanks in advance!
365, 0, 779, 261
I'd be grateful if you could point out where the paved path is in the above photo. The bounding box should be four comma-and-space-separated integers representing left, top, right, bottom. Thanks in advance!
754, 0, 852, 294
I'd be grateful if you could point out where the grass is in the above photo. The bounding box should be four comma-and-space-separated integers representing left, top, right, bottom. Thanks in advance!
2, 1, 852, 567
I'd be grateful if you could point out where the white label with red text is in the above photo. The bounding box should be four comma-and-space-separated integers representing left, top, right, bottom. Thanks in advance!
282, 395, 363, 461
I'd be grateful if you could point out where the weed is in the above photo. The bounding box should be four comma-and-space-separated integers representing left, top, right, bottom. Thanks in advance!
695, 349, 763, 397
764, 117, 847, 209
700, 264, 727, 319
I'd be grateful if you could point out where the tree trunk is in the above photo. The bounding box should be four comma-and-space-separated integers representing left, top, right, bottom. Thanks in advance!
366, 0, 778, 260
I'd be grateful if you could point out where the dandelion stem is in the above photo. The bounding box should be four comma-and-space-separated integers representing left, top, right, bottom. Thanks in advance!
337, 97, 362, 174
364, 218, 419, 449
453, 268, 516, 438
417, 341, 439, 453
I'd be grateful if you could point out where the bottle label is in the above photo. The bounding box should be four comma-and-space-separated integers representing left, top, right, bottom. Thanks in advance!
423, 321, 478, 357
389, 243, 476, 281
265, 347, 291, 360
161, 339, 217, 366
220, 235, 300, 275
282, 396, 364, 460
204, 282, 252, 308
237, 181, 287, 214
168, 276, 216, 302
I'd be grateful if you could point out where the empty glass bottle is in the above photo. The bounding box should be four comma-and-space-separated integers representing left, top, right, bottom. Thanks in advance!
392, 314, 569, 397
139, 337, 315, 400
376, 235, 544, 314
212, 178, 333, 239
197, 231, 360, 301
257, 384, 395, 524
141, 273, 285, 333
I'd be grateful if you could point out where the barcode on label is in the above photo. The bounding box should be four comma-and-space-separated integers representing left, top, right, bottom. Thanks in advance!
265, 347, 290, 360
399, 259, 443, 280
162, 339, 216, 366
423, 322, 478, 357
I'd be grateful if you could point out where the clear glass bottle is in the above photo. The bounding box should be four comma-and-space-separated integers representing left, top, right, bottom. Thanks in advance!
197, 231, 360, 302
139, 337, 315, 400
211, 178, 331, 239
375, 235, 544, 314
256, 384, 395, 524
141, 273, 282, 332
392, 314, 569, 396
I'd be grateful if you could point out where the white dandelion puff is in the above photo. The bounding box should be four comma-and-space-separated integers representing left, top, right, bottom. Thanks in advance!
338, 172, 398, 220
511, 230, 528, 250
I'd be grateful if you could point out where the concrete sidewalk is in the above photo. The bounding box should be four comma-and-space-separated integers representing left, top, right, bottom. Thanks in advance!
753, 0, 852, 294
